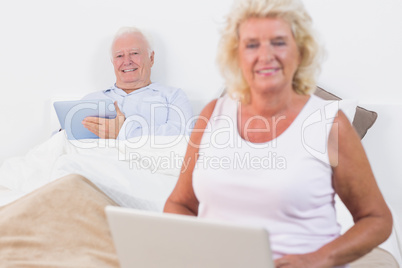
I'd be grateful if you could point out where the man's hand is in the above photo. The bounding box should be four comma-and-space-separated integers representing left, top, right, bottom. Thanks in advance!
82, 101, 125, 139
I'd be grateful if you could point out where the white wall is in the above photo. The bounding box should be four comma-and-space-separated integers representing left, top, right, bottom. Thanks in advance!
304, 0, 402, 104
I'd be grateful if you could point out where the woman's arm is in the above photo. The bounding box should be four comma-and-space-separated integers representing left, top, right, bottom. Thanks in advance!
275, 110, 393, 268
163, 99, 218, 216
320, 110, 392, 265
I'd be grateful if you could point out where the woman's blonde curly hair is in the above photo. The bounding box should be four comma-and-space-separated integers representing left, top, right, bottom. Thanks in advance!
217, 0, 322, 103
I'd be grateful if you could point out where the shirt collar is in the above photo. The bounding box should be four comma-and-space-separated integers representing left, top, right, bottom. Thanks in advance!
104, 82, 161, 96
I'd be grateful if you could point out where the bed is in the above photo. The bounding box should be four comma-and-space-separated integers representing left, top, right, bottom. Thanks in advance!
0, 88, 401, 267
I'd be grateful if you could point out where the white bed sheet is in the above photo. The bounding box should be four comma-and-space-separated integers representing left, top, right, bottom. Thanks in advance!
0, 131, 188, 210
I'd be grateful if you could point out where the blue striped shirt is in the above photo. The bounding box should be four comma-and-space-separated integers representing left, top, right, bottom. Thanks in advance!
82, 83, 194, 139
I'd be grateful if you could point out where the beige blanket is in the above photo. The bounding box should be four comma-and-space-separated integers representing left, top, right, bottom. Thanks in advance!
0, 174, 398, 268
0, 174, 120, 267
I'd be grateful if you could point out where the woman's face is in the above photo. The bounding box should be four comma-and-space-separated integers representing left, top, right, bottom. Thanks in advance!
238, 17, 300, 95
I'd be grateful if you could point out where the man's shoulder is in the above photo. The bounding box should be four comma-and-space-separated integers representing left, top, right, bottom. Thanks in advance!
81, 89, 110, 100
148, 83, 190, 101
148, 82, 182, 94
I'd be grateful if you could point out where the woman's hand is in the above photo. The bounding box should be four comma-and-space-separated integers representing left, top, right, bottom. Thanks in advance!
274, 252, 328, 268
82, 101, 125, 139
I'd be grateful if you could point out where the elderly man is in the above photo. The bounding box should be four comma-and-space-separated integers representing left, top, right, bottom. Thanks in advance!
81, 26, 193, 139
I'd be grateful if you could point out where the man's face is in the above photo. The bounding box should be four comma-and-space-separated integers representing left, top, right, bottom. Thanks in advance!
112, 33, 154, 92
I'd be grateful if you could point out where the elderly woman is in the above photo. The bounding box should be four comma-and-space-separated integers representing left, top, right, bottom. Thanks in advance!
164, 0, 393, 267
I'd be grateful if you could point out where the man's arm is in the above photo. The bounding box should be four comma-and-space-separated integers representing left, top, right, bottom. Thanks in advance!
152, 89, 194, 136
117, 88, 194, 139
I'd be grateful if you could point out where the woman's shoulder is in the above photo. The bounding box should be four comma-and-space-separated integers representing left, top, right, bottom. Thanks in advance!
303, 94, 342, 119
195, 95, 235, 130
199, 99, 219, 119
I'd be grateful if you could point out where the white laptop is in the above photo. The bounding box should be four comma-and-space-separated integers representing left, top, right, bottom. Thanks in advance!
105, 206, 274, 268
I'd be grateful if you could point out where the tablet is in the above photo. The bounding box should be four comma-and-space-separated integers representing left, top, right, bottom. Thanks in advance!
53, 99, 117, 140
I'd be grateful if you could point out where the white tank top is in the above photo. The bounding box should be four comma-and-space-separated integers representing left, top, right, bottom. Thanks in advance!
193, 94, 344, 261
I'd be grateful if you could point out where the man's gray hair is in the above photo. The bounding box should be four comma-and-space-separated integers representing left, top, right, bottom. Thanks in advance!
110, 26, 154, 57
